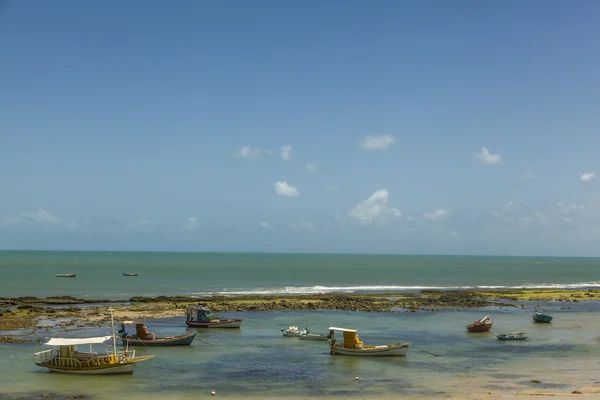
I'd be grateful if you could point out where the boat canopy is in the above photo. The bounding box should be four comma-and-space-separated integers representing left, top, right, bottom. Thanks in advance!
45, 336, 112, 346
328, 327, 358, 333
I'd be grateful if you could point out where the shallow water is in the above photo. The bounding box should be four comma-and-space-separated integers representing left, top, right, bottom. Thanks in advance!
1, 307, 599, 399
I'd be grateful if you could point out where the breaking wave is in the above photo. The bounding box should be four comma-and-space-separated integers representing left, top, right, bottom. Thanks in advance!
186, 282, 600, 296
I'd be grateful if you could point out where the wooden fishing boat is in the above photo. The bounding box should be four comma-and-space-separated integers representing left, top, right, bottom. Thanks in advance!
54, 273, 76, 278
466, 315, 493, 332
328, 327, 410, 356
281, 326, 308, 337
497, 332, 528, 341
34, 310, 155, 374
299, 332, 329, 341
532, 311, 553, 323
119, 321, 196, 346
185, 306, 242, 328
122, 272, 138, 277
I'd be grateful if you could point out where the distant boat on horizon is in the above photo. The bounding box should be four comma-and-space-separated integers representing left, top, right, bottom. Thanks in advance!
54, 273, 76, 278
122, 272, 138, 277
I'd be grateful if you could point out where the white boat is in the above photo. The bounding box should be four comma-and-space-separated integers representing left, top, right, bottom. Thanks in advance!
281, 326, 308, 337
299, 332, 328, 341
33, 309, 155, 374
328, 327, 410, 356
497, 332, 528, 341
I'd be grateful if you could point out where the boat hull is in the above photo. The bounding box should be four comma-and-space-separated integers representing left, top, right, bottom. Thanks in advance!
186, 319, 242, 328
54, 274, 76, 278
299, 334, 328, 341
497, 336, 528, 341
38, 362, 135, 375
466, 323, 492, 332
122, 333, 195, 346
533, 314, 553, 323
330, 344, 409, 356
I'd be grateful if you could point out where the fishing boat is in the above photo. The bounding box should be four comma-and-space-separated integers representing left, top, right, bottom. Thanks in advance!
119, 321, 196, 346
54, 273, 76, 278
532, 311, 553, 323
466, 315, 493, 332
328, 327, 410, 356
299, 332, 329, 341
122, 272, 138, 277
185, 306, 242, 328
497, 332, 528, 341
281, 326, 308, 337
33, 310, 155, 374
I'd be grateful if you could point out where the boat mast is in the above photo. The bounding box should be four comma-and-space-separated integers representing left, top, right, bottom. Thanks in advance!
109, 308, 117, 356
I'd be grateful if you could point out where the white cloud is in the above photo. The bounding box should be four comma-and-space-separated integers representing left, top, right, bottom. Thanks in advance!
474, 147, 502, 164
184, 216, 197, 230
326, 184, 341, 192
11, 208, 64, 225
521, 172, 536, 180
580, 172, 596, 182
280, 145, 292, 161
305, 162, 318, 173
274, 181, 299, 197
290, 220, 315, 230
235, 145, 261, 158
360, 134, 396, 150
260, 221, 274, 229
422, 208, 453, 222
348, 189, 401, 224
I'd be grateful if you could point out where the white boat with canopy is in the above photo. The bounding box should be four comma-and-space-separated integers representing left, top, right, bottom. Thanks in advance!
34, 310, 156, 374
328, 327, 410, 356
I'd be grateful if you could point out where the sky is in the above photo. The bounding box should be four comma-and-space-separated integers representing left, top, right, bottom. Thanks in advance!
1, 0, 600, 255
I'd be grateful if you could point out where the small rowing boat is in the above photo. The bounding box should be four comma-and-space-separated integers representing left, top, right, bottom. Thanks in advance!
54, 273, 76, 278
497, 332, 528, 341
122, 273, 138, 277
532, 311, 553, 323
466, 315, 493, 332
281, 326, 308, 337
119, 321, 195, 346
299, 332, 328, 341
328, 327, 410, 356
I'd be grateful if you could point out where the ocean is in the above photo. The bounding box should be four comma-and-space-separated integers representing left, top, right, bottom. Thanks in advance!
2, 251, 600, 398
1, 251, 600, 298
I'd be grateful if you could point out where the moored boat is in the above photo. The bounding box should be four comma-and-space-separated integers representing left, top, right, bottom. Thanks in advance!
54, 273, 76, 278
466, 315, 493, 332
281, 326, 308, 337
122, 272, 138, 277
119, 321, 196, 346
299, 332, 328, 341
532, 311, 553, 323
186, 306, 242, 328
497, 332, 528, 341
328, 327, 410, 356
33, 310, 155, 374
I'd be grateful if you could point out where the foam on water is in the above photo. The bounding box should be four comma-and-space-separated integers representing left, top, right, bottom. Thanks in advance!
186, 281, 600, 296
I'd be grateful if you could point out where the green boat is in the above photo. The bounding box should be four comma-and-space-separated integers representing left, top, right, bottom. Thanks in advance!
532, 311, 553, 323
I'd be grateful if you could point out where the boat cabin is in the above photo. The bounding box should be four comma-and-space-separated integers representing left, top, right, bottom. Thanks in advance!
186, 306, 219, 323
119, 321, 156, 340
34, 336, 123, 369
328, 327, 364, 349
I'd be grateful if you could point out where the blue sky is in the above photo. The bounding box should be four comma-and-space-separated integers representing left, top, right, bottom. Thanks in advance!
1, 1, 600, 255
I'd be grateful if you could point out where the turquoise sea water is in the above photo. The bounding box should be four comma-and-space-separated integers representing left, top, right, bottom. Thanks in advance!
1, 251, 600, 298
2, 307, 600, 399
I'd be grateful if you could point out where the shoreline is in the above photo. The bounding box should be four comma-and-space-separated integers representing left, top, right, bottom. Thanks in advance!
2, 288, 600, 335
